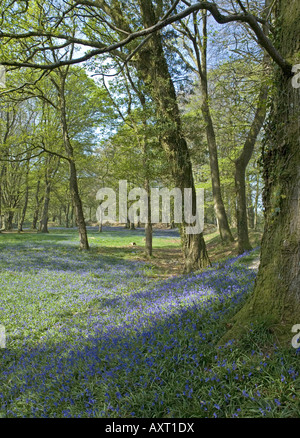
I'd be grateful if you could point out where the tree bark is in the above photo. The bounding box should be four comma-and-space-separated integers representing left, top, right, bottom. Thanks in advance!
18, 161, 30, 233
135, 0, 210, 272
18, 182, 29, 232
234, 80, 268, 254
65, 203, 70, 228
57, 73, 89, 250
247, 177, 255, 230
39, 156, 59, 233
5, 210, 14, 231
144, 178, 153, 257
32, 181, 43, 230
254, 168, 260, 230
201, 93, 234, 243
178, 10, 234, 243
40, 180, 51, 233
222, 0, 300, 344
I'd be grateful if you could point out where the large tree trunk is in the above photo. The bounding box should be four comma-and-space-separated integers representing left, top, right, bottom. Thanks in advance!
222, 0, 300, 344
5, 210, 14, 231
135, 0, 210, 272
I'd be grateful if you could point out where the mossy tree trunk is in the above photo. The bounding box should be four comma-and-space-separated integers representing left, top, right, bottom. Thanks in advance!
222, 0, 300, 344
136, 0, 210, 272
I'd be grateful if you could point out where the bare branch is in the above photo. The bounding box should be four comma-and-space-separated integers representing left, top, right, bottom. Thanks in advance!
0, 1, 292, 76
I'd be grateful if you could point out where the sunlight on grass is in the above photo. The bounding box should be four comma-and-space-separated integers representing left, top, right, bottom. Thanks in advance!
0, 229, 298, 418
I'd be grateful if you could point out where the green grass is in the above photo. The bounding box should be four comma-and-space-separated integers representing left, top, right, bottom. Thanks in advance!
0, 227, 299, 418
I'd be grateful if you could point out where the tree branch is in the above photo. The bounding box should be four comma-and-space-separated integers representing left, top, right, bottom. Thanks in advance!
0, 2, 292, 76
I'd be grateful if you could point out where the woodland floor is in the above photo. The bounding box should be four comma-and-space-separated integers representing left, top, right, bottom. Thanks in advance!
0, 226, 299, 418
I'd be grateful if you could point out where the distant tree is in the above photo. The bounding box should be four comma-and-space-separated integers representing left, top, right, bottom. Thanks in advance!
222, 0, 300, 344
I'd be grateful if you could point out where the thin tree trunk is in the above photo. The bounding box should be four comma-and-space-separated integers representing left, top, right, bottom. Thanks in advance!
40, 181, 51, 233
18, 160, 30, 233
70, 204, 74, 228
56, 73, 89, 250
69, 159, 89, 249
235, 84, 268, 253
144, 178, 152, 257
65, 203, 70, 228
18, 184, 29, 232
247, 177, 255, 230
254, 169, 260, 230
40, 156, 59, 233
188, 11, 234, 243
201, 94, 234, 243
58, 207, 62, 226
32, 181, 43, 230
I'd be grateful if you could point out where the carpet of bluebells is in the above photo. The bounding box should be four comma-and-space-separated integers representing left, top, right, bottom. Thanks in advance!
0, 235, 299, 418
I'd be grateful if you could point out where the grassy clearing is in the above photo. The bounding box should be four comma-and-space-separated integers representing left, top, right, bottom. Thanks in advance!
0, 227, 299, 418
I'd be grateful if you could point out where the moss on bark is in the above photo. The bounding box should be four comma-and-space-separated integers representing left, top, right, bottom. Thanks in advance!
220, 0, 300, 346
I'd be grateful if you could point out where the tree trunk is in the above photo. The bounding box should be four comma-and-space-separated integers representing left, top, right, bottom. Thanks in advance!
235, 84, 268, 254
201, 95, 234, 243
57, 74, 89, 250
136, 0, 210, 272
189, 10, 234, 243
144, 178, 152, 257
70, 204, 74, 228
222, 0, 300, 344
65, 203, 70, 228
40, 156, 58, 233
254, 169, 260, 230
40, 182, 51, 233
18, 183, 29, 232
69, 160, 89, 249
5, 210, 14, 231
235, 165, 252, 252
247, 178, 255, 230
18, 162, 30, 233
58, 207, 62, 226
32, 181, 43, 230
